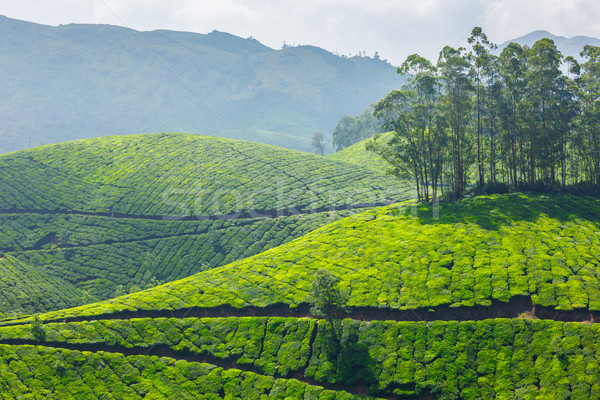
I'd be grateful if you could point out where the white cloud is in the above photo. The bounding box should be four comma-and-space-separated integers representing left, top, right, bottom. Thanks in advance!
0, 0, 599, 65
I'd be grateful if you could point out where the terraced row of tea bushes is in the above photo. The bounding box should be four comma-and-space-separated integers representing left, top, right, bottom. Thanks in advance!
305, 318, 600, 399
0, 213, 205, 252
3, 317, 600, 398
0, 256, 83, 318
8, 210, 355, 299
1, 134, 409, 217
0, 344, 370, 399
0, 317, 315, 378
13, 193, 600, 323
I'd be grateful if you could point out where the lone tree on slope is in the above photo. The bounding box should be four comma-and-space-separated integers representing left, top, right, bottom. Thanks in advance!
308, 269, 349, 319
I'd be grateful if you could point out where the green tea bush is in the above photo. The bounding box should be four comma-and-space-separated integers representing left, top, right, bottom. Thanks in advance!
1, 317, 600, 398
0, 344, 374, 399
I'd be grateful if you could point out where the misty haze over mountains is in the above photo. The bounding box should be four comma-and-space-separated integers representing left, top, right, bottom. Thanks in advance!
0, 16, 401, 154
0, 15, 598, 155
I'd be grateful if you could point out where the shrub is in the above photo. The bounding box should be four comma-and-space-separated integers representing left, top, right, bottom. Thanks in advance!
308, 270, 349, 319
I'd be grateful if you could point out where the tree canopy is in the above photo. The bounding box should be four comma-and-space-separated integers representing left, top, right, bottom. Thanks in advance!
332, 108, 379, 151
308, 269, 348, 319
369, 27, 600, 200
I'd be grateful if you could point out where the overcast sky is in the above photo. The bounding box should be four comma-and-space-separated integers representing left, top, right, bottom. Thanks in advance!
1, 0, 599, 65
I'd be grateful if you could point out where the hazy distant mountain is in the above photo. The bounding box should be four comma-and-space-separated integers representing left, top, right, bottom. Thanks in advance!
499, 30, 600, 59
0, 16, 403, 154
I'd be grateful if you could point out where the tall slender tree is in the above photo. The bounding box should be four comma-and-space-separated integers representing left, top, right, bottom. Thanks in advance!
484, 53, 502, 184
438, 46, 474, 195
525, 38, 564, 188
468, 27, 497, 187
498, 43, 528, 186
369, 32, 600, 198
369, 54, 443, 201
578, 45, 600, 188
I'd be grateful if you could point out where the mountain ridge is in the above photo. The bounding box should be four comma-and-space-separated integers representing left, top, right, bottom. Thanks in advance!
498, 29, 600, 59
0, 15, 403, 155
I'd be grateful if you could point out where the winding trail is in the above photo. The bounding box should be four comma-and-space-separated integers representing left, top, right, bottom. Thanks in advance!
1, 296, 598, 328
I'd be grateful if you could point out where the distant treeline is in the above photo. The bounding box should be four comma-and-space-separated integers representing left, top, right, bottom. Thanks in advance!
331, 108, 380, 151
368, 27, 600, 201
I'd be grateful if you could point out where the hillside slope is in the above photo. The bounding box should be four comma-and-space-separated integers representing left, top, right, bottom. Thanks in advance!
0, 133, 410, 313
18, 193, 600, 322
0, 255, 83, 318
1, 194, 600, 398
0, 318, 597, 399
0, 133, 406, 216
327, 132, 393, 174
0, 16, 404, 154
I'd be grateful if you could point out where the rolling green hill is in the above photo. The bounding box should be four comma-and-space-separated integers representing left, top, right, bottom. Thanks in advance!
24, 192, 600, 322
0, 133, 410, 315
0, 16, 405, 155
0, 133, 406, 216
327, 132, 393, 174
1, 193, 600, 398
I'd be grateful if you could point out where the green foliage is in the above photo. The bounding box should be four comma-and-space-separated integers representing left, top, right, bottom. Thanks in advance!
0, 255, 83, 318
373, 29, 600, 198
332, 108, 380, 151
12, 193, 600, 324
0, 133, 410, 311
305, 318, 600, 398
0, 317, 316, 378
30, 316, 46, 342
2, 317, 599, 398
327, 132, 393, 174
0, 344, 373, 399
114, 285, 126, 297
128, 285, 142, 294
5, 209, 365, 302
309, 270, 349, 318
0, 134, 406, 216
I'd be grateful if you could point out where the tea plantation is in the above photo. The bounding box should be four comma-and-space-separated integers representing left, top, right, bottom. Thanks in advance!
0, 133, 411, 316
0, 133, 406, 216
0, 256, 83, 318
327, 133, 392, 174
2, 209, 361, 305
0, 344, 372, 399
14, 193, 600, 323
2, 135, 600, 398
1, 315, 600, 398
